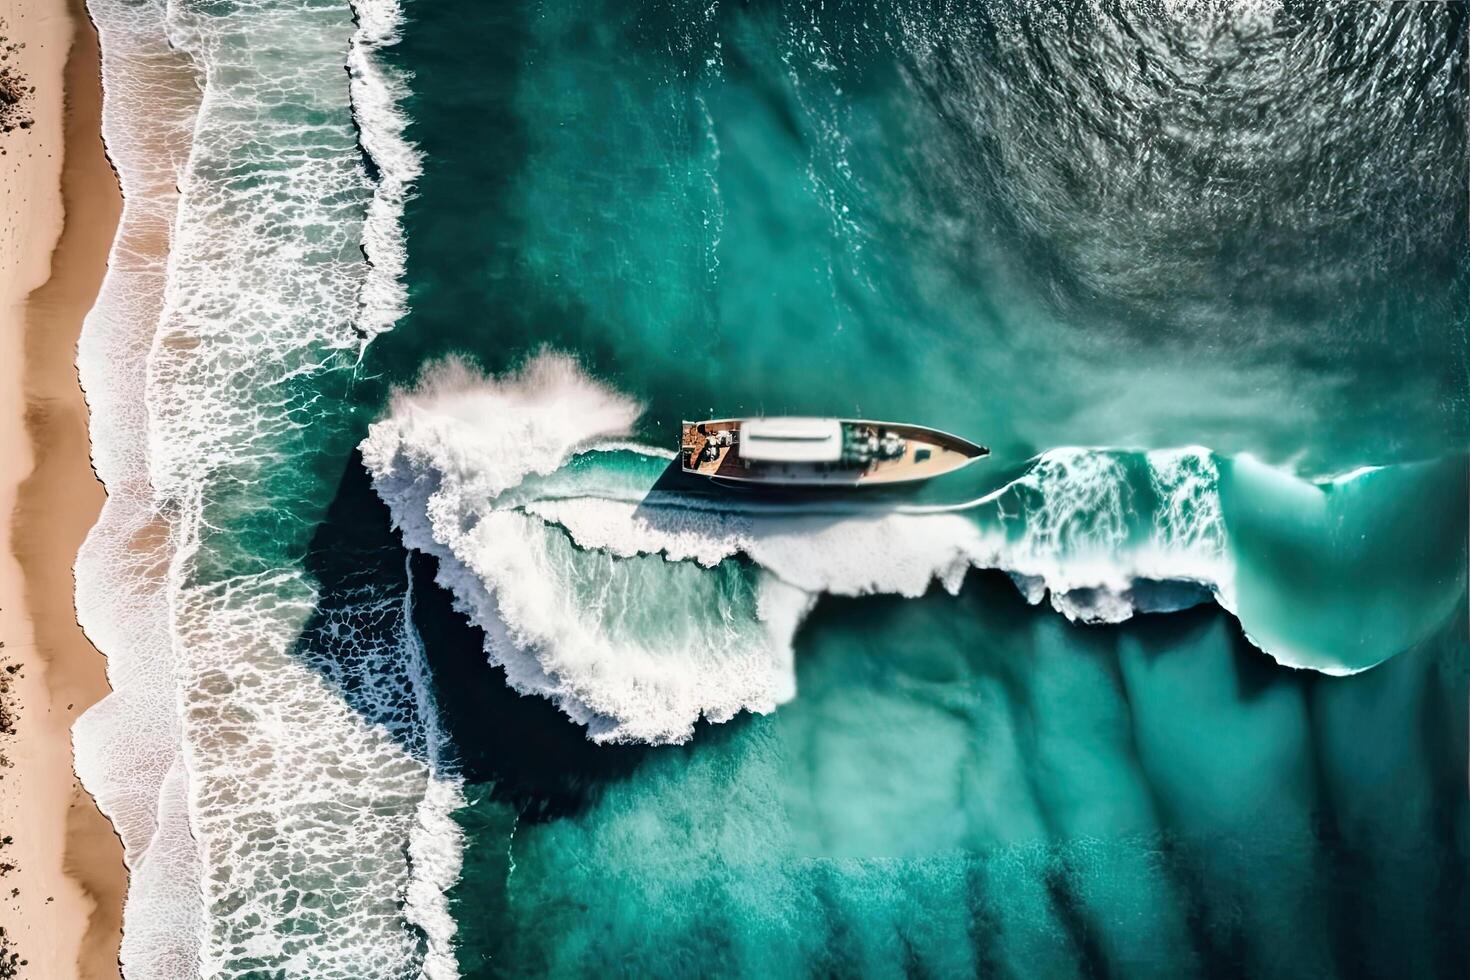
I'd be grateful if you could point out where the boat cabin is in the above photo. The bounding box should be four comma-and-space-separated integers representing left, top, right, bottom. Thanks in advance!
680, 417, 986, 487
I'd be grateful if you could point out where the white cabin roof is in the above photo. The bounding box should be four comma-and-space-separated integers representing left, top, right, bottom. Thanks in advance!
739, 417, 843, 463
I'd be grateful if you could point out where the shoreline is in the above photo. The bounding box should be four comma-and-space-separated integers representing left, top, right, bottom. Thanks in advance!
0, 0, 126, 976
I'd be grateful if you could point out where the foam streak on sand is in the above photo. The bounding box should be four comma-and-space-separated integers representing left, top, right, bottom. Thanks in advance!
363, 354, 1468, 746
74, 0, 457, 975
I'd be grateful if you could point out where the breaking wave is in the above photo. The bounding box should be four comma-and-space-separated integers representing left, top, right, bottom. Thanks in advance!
348, 0, 420, 342
363, 353, 1467, 745
75, 0, 454, 976
73, 0, 205, 973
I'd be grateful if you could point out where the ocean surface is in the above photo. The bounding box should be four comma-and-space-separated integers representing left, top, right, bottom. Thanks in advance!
76, 0, 1467, 977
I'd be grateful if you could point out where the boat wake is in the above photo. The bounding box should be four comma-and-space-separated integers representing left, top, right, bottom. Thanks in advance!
363, 353, 1468, 746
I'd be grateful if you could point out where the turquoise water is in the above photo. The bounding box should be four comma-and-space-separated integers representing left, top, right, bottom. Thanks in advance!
353, 0, 1469, 976
432, 588, 1467, 978
77, 0, 1468, 975
379, 0, 1466, 471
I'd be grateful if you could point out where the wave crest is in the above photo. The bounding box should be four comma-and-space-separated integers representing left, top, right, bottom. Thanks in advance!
363, 354, 1466, 744
77, 0, 457, 974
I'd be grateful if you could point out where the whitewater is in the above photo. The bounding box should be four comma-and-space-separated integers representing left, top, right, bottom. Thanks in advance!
63, 0, 1468, 974
361, 353, 1466, 746
74, 0, 460, 976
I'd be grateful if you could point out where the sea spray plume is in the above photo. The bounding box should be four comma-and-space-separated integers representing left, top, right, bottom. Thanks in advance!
364, 353, 645, 557
375, 353, 645, 500
366, 358, 1466, 747
362, 353, 811, 744
361, 359, 1246, 746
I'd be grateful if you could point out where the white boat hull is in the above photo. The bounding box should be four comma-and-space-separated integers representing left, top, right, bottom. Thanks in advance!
680, 417, 987, 488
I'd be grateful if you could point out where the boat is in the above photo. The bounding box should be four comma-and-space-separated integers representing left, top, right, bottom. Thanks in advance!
679, 416, 988, 487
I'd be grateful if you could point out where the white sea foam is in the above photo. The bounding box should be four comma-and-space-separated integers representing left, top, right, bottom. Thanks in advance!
73, 0, 205, 974
363, 356, 813, 743
363, 354, 1238, 746
529, 446, 1231, 625
348, 0, 421, 343
76, 0, 458, 975
401, 560, 466, 980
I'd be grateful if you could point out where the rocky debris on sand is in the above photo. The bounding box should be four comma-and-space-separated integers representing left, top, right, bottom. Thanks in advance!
0, 659, 16, 738
0, 645, 20, 979
0, 925, 22, 980
0, 22, 35, 141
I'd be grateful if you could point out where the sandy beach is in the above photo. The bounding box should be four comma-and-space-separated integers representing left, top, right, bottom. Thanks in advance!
0, 0, 126, 976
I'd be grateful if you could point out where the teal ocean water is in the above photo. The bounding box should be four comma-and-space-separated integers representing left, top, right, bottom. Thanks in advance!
76, 0, 1467, 977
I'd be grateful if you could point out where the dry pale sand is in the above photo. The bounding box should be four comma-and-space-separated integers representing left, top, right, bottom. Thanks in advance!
0, 0, 126, 976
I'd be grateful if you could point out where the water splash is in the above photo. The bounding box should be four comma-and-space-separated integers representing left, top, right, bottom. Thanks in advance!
363, 354, 1466, 745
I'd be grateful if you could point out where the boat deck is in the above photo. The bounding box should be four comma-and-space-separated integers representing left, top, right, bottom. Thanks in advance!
681, 419, 984, 486
858, 439, 976, 484
682, 422, 746, 479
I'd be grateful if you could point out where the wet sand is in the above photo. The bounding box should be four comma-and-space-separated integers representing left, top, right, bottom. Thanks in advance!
0, 0, 126, 976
